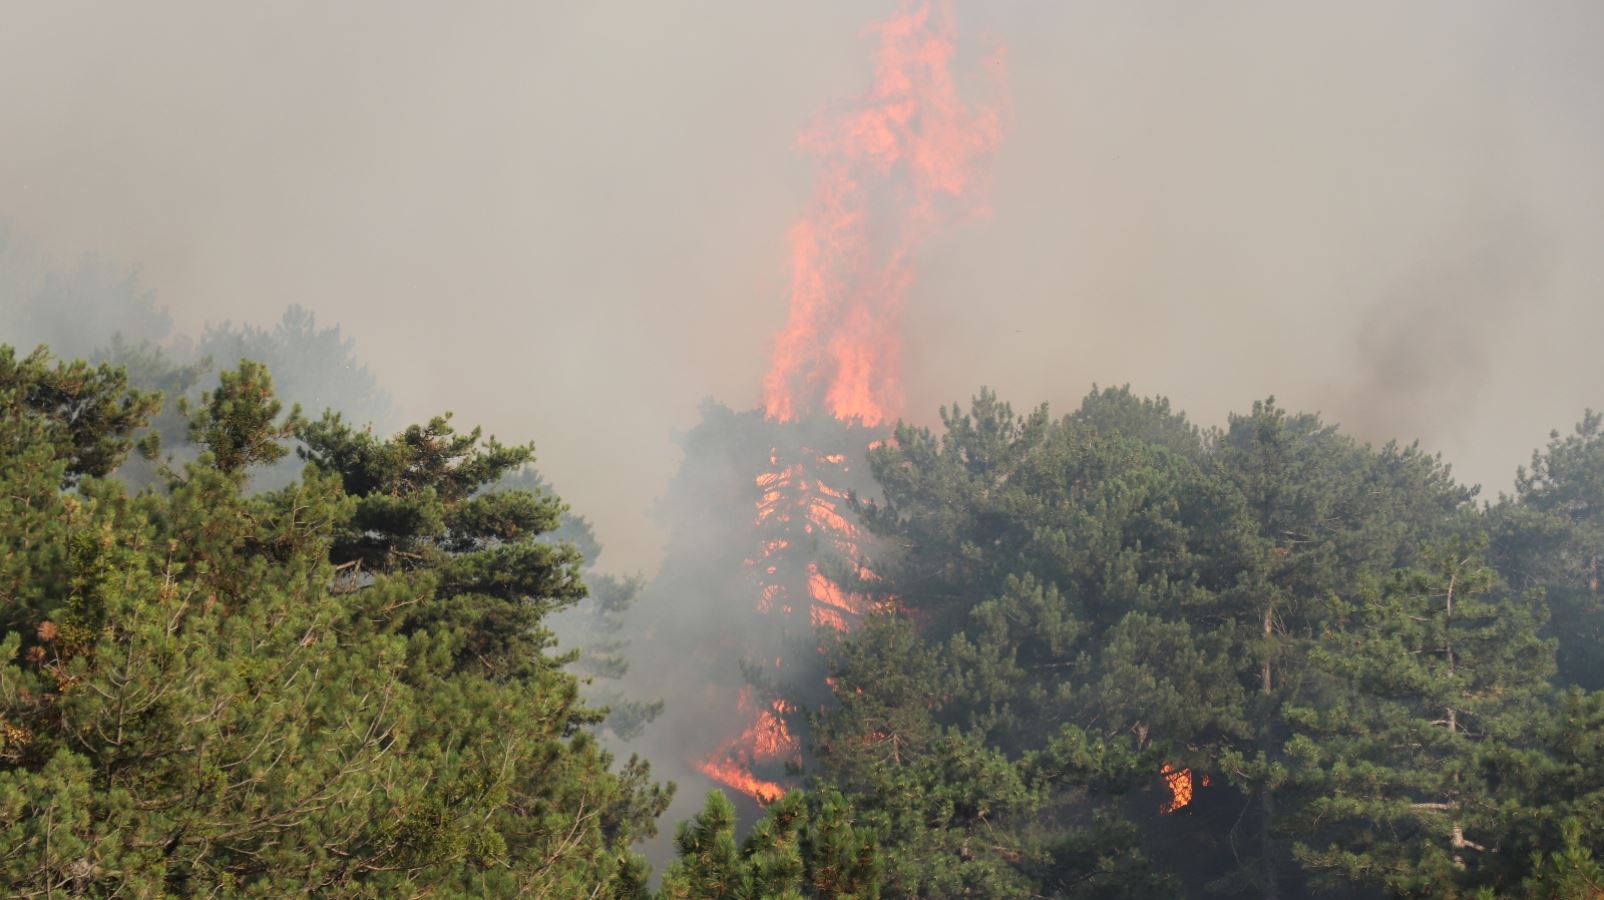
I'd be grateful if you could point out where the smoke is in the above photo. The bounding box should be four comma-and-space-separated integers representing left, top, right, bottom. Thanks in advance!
2, 1, 1603, 564
607, 404, 889, 858
1325, 212, 1544, 454
0, 228, 171, 361
907, 2, 1604, 497
6, 2, 1604, 875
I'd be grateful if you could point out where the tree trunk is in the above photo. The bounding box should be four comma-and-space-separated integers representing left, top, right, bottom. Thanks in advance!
1261, 789, 1280, 899
1444, 571, 1457, 736
1260, 601, 1279, 898
1261, 605, 1274, 693
1444, 571, 1466, 865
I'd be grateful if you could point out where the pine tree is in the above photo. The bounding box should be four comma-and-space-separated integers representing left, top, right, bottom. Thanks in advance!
1493, 411, 1604, 689
658, 790, 879, 899
1283, 538, 1554, 895
0, 349, 669, 895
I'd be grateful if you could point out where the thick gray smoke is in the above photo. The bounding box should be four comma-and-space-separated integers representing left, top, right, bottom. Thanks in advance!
3, 0, 1602, 566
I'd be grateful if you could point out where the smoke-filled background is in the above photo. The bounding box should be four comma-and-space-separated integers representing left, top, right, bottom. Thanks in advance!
3, 0, 1603, 575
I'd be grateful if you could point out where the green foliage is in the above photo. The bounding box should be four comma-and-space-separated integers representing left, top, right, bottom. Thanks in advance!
184, 359, 300, 475
834, 389, 1533, 891
659, 790, 879, 899
1283, 539, 1554, 895
10, 334, 1604, 899
0, 345, 162, 486
489, 464, 662, 739
827, 387, 1571, 898
1494, 411, 1604, 689
4, 243, 394, 491
1069, 383, 1206, 461
0, 349, 668, 895
1516, 820, 1604, 899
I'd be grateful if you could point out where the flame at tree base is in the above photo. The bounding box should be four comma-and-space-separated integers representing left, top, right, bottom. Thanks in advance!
698, 756, 787, 807
697, 435, 882, 806
647, 408, 886, 807
696, 688, 799, 805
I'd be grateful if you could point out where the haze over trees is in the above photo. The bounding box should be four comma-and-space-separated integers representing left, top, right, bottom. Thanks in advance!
4, 3, 1601, 893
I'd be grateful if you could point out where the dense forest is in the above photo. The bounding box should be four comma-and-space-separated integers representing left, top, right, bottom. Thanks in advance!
5, 0, 1602, 893
5, 296, 1604, 895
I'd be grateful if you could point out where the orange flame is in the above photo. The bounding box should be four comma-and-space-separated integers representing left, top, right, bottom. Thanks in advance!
807, 498, 858, 537
812, 605, 850, 632
710, 445, 879, 804
697, 688, 800, 804
1159, 763, 1197, 814
704, 1, 998, 808
698, 756, 787, 806
762, 1, 1005, 426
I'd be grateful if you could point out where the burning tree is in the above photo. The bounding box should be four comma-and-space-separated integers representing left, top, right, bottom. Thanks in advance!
640, 0, 1006, 807
642, 408, 886, 806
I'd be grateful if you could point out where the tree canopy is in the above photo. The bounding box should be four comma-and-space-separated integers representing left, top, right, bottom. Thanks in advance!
7, 341, 1604, 898
0, 349, 667, 895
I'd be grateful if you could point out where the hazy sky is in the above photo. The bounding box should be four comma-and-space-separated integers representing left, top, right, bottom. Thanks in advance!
3, 1, 1602, 572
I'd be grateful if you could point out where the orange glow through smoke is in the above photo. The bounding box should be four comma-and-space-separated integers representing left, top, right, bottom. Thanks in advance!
747, 449, 875, 635
696, 446, 877, 803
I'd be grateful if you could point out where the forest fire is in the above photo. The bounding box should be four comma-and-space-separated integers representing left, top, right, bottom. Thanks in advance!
695, 0, 1004, 805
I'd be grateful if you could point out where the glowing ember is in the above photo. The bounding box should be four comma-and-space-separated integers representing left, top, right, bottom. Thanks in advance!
807, 563, 859, 615
807, 499, 857, 537
812, 605, 850, 633
762, 0, 1005, 426
758, 582, 783, 612
1159, 763, 1196, 814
